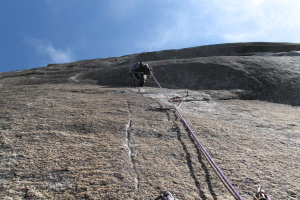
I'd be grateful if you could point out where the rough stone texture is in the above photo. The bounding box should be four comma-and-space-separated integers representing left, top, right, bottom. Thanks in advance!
0, 42, 299, 199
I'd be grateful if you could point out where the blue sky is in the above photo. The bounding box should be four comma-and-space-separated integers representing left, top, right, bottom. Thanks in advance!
1, 0, 300, 72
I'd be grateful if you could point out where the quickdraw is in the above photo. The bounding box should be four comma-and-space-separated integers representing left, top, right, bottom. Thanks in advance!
253, 186, 272, 200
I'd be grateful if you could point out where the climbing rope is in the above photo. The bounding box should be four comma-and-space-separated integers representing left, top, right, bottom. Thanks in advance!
150, 71, 244, 200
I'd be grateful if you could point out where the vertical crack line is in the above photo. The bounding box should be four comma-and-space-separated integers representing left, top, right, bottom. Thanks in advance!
173, 111, 217, 199
173, 117, 208, 199
187, 130, 218, 200
124, 101, 140, 192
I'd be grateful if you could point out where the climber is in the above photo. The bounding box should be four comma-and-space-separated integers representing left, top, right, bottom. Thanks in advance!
129, 62, 152, 87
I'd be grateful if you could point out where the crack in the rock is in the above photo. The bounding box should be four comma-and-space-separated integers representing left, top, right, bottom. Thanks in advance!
172, 122, 208, 199
148, 97, 171, 121
172, 111, 217, 200
124, 101, 140, 192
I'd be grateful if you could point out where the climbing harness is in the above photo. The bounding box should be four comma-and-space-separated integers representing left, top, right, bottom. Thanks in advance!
150, 70, 244, 200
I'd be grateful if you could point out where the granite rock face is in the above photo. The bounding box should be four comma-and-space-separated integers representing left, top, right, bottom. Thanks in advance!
0, 43, 299, 199
2, 42, 299, 105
